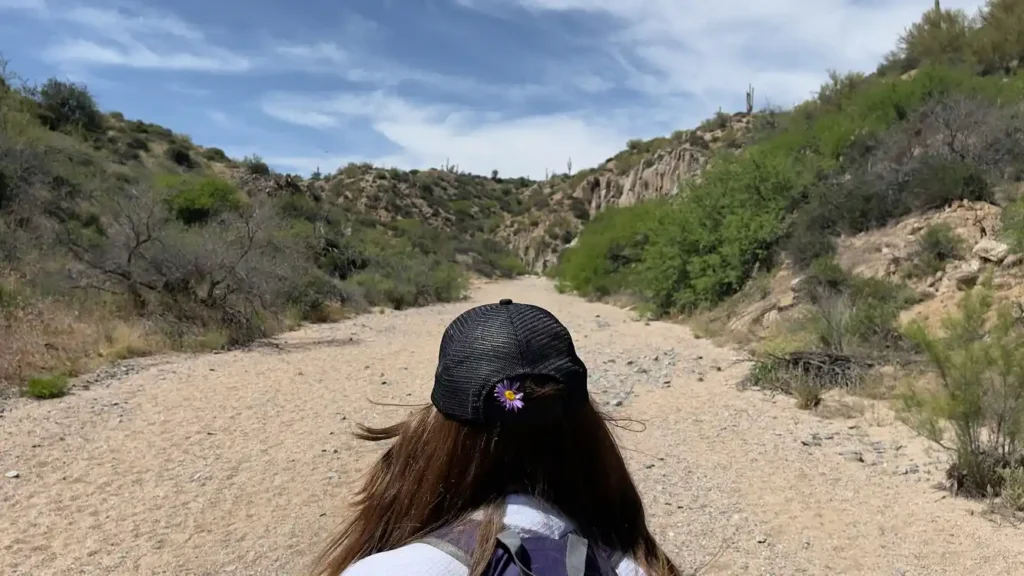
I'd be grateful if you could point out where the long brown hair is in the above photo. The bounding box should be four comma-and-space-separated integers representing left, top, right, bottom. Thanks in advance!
310, 379, 681, 576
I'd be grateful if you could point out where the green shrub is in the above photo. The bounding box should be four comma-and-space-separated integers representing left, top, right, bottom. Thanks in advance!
25, 373, 69, 399
555, 202, 660, 299
799, 258, 920, 353
125, 136, 149, 151
35, 78, 104, 134
746, 357, 825, 410
242, 154, 270, 176
637, 146, 808, 312
350, 255, 467, 310
165, 144, 196, 169
161, 175, 244, 225
1003, 194, 1024, 253
881, 3, 976, 75
287, 271, 347, 322
202, 147, 229, 162
568, 197, 590, 222
699, 111, 731, 132
904, 223, 966, 278
899, 286, 1024, 498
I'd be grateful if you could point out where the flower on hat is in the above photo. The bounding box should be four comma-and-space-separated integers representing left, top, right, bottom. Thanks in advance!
494, 380, 524, 412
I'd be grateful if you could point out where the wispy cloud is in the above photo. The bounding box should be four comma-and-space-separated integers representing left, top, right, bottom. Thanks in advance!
16, 2, 252, 72
43, 39, 250, 71
259, 90, 630, 178
460, 0, 987, 109
0, 0, 45, 11
206, 110, 230, 126
1, 0, 990, 179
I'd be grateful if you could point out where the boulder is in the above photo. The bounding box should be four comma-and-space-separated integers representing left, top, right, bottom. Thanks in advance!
972, 239, 1010, 263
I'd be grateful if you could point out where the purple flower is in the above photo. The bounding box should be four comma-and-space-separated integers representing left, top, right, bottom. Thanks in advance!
494, 380, 524, 412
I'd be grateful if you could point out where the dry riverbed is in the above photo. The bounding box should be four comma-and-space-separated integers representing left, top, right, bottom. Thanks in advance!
1, 276, 1022, 575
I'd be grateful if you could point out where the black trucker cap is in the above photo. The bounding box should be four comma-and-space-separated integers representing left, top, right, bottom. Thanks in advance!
431, 298, 588, 425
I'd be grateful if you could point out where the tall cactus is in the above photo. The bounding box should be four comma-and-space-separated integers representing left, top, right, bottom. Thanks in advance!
745, 84, 755, 114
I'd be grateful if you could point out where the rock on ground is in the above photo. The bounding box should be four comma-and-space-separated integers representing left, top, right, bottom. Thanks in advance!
1, 277, 1022, 575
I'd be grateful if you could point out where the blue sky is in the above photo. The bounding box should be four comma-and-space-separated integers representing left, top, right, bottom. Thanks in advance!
0, 0, 986, 179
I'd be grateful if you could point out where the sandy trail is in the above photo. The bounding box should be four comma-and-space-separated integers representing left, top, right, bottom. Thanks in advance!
1, 276, 1022, 575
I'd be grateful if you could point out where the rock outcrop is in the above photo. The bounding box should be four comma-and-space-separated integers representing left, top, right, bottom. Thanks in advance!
499, 113, 754, 272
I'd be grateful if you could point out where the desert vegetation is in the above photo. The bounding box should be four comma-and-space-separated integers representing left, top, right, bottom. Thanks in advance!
555, 0, 1024, 507
0, 58, 530, 396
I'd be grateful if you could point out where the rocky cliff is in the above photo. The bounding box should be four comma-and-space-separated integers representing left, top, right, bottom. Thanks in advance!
498, 112, 754, 272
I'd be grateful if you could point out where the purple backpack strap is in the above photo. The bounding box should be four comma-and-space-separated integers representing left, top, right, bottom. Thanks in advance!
414, 515, 625, 576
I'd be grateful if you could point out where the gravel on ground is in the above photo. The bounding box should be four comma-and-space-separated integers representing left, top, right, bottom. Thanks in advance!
2, 276, 1022, 575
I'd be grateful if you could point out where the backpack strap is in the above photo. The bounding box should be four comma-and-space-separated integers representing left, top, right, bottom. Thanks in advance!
417, 534, 472, 568
607, 549, 625, 571
565, 533, 590, 576
495, 529, 534, 575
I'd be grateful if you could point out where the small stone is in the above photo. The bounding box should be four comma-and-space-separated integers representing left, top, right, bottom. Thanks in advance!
840, 450, 865, 463
755, 534, 768, 544
327, 472, 338, 480
644, 463, 655, 469
5, 471, 19, 479
801, 436, 822, 447
380, 380, 388, 385
901, 464, 920, 475
612, 399, 623, 407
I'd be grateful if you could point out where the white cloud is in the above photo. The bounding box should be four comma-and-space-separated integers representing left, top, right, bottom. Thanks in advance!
25, 3, 252, 72
275, 41, 349, 64
62, 6, 205, 41
260, 90, 629, 179
0, 0, 45, 10
207, 110, 230, 126
261, 0, 992, 178
43, 39, 250, 72
462, 0, 987, 108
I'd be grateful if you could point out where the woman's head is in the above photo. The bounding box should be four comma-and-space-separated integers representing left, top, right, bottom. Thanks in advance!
311, 299, 680, 576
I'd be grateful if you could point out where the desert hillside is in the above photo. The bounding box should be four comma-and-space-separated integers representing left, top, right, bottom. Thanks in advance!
554, 0, 1024, 513
5, 3, 1024, 573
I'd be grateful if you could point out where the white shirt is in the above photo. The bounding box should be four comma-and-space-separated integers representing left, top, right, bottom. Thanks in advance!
340, 494, 646, 576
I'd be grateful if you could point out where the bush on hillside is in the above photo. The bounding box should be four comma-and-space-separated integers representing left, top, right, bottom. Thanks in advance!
904, 223, 966, 278
243, 154, 271, 176
884, 4, 976, 75
60, 184, 308, 344
165, 144, 196, 169
160, 175, 245, 226
637, 146, 808, 312
202, 147, 229, 162
1002, 194, 1024, 252
554, 202, 660, 299
800, 258, 921, 353
560, 66, 1024, 314
34, 78, 104, 134
899, 286, 1024, 498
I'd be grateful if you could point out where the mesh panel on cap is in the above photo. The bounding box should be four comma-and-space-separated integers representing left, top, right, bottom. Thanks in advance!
431, 302, 587, 425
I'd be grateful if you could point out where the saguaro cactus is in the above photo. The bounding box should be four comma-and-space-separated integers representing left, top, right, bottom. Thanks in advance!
745, 84, 755, 114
